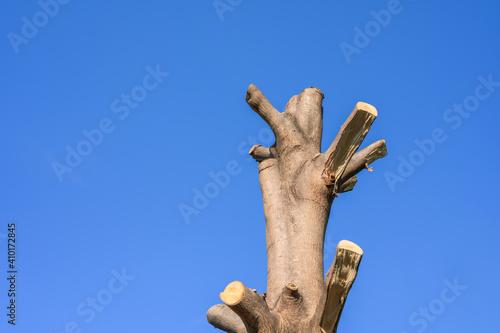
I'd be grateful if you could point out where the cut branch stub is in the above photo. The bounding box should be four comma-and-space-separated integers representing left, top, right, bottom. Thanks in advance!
249, 144, 274, 162
284, 282, 299, 298
220, 281, 278, 332
323, 102, 378, 188
320, 240, 363, 333
275, 282, 305, 321
337, 139, 388, 188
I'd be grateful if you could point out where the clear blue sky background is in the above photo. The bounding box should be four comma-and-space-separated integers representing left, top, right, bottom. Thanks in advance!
1, 1, 499, 332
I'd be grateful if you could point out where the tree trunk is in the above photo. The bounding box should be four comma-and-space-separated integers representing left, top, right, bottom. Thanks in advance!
207, 85, 387, 333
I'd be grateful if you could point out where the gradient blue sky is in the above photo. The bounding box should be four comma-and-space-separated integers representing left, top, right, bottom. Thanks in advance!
1, 1, 499, 332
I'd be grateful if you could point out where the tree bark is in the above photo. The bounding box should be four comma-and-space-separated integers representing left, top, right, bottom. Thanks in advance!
207, 85, 387, 333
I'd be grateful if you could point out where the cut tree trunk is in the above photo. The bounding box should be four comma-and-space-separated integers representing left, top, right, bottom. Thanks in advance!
207, 85, 387, 333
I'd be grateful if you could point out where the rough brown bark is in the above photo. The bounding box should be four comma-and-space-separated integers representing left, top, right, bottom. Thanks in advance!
207, 85, 387, 333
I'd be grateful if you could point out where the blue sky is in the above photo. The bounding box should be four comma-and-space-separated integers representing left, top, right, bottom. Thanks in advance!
1, 0, 499, 332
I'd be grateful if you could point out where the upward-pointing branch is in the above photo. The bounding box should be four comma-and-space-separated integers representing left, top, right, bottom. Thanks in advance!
246, 84, 284, 139
318, 240, 363, 333
323, 102, 378, 188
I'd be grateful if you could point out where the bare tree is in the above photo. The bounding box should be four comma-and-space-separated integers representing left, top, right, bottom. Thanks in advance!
207, 85, 387, 333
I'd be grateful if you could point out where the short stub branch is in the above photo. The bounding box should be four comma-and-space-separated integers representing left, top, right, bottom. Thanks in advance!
275, 282, 306, 324
284, 283, 299, 298
249, 144, 274, 162
319, 240, 363, 333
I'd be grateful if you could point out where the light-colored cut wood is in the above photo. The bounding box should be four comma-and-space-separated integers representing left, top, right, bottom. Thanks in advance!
320, 241, 363, 333
324, 102, 378, 188
219, 280, 278, 333
220, 281, 246, 306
